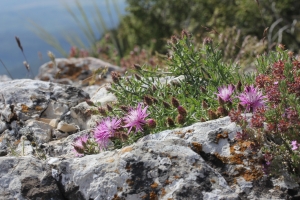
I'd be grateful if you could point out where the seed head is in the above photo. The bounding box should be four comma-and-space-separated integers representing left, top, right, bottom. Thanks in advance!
15, 36, 23, 52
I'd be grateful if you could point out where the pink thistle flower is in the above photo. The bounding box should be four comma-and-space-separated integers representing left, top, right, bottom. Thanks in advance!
123, 103, 149, 134
216, 85, 235, 102
238, 85, 267, 112
94, 117, 121, 149
72, 135, 89, 157
291, 140, 299, 150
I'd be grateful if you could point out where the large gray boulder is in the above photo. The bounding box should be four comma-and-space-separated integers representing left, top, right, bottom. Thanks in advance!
0, 117, 298, 199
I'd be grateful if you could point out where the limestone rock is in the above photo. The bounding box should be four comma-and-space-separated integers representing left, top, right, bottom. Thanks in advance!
57, 121, 79, 133
25, 119, 53, 144
36, 57, 123, 87
0, 79, 89, 122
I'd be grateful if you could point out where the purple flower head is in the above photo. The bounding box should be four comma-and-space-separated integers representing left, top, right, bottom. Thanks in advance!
216, 84, 235, 102
123, 103, 149, 134
72, 135, 89, 157
94, 117, 121, 149
238, 85, 267, 112
291, 140, 299, 150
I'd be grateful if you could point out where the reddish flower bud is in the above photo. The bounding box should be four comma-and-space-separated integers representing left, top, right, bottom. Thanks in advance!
166, 117, 175, 127
133, 64, 142, 70
171, 97, 180, 108
111, 71, 121, 84
98, 107, 107, 116
236, 80, 242, 92
200, 86, 207, 94
177, 106, 187, 118
176, 114, 185, 125
208, 110, 218, 120
147, 119, 157, 129
135, 74, 142, 80
106, 104, 113, 112
202, 100, 208, 109
163, 101, 171, 109
144, 96, 153, 106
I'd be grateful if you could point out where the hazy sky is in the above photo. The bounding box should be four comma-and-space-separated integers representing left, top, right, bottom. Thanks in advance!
0, 0, 126, 78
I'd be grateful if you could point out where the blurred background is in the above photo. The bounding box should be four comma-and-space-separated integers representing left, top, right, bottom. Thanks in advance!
1, 0, 300, 78
0, 0, 126, 78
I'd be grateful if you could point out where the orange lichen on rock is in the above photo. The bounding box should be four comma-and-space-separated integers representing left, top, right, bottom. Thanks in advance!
242, 167, 263, 181
216, 131, 228, 143
161, 188, 166, 196
35, 106, 44, 111
151, 182, 158, 189
126, 179, 134, 186
112, 194, 121, 200
191, 142, 202, 153
149, 191, 158, 200
21, 104, 29, 112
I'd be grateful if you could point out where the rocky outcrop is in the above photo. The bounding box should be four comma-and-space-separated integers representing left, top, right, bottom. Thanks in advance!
1, 116, 299, 199
0, 77, 299, 199
36, 57, 123, 88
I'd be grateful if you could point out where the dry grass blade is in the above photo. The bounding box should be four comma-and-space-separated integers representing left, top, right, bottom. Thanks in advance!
0, 59, 13, 79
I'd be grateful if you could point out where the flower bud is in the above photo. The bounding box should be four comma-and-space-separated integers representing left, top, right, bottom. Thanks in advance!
134, 74, 142, 80
236, 80, 242, 92
163, 101, 171, 109
171, 97, 180, 108
216, 106, 228, 117
147, 119, 157, 129
98, 107, 107, 116
176, 114, 185, 125
144, 96, 153, 106
200, 86, 207, 94
202, 100, 208, 109
111, 71, 121, 84
218, 96, 225, 106
152, 85, 157, 92
171, 35, 179, 44
85, 99, 95, 106
133, 64, 142, 70
177, 106, 187, 118
166, 117, 175, 127
203, 37, 213, 45
120, 105, 130, 112
237, 104, 245, 112
106, 104, 113, 112
208, 109, 218, 120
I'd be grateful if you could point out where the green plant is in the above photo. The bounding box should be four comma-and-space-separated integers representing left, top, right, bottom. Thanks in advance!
104, 32, 250, 148
229, 47, 300, 181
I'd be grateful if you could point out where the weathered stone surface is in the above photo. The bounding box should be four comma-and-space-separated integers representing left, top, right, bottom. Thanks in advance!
0, 117, 299, 199
0, 157, 63, 200
0, 79, 89, 121
90, 86, 117, 105
57, 121, 79, 133
25, 119, 52, 144
36, 57, 123, 87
